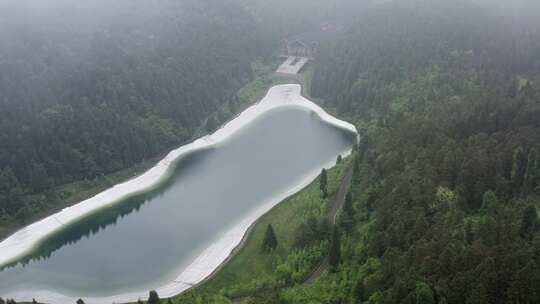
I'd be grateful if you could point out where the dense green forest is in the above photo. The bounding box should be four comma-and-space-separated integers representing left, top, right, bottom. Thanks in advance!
0, 0, 269, 228
308, 1, 540, 302
171, 0, 540, 303
2, 0, 540, 303
308, 0, 540, 303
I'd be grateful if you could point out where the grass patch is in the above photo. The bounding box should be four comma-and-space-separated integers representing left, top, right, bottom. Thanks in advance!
176, 156, 351, 301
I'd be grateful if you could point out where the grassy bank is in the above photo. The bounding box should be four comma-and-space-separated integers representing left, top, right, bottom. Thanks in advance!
173, 156, 352, 304
0, 159, 160, 240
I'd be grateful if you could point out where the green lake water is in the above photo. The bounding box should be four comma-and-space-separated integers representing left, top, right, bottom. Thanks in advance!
0, 106, 355, 297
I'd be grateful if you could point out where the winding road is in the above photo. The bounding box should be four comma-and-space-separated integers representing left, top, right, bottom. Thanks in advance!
304, 163, 354, 285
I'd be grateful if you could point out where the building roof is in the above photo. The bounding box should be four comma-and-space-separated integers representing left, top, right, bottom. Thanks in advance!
288, 40, 307, 48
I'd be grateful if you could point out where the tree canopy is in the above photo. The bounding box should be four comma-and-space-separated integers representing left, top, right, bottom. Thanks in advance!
0, 0, 270, 229
262, 224, 278, 252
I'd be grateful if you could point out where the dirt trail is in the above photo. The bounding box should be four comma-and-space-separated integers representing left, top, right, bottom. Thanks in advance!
304, 164, 354, 285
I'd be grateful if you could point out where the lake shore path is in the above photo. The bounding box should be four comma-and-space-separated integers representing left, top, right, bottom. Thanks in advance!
303, 163, 354, 285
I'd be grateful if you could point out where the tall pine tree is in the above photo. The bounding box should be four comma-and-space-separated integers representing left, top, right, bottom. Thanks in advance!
341, 191, 355, 233
320, 168, 328, 198
344, 192, 354, 217
329, 227, 341, 272
262, 224, 278, 252
524, 149, 539, 193
148, 290, 160, 304
520, 206, 538, 241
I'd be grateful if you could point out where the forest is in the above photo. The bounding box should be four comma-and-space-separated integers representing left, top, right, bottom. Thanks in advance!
172, 0, 540, 303
0, 0, 270, 229
307, 1, 540, 302
1, 0, 540, 303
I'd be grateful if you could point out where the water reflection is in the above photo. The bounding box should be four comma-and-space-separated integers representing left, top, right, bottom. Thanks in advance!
1, 149, 212, 271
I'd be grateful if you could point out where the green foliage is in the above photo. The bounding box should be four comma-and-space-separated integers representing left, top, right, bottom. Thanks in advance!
306, 1, 540, 303
205, 116, 219, 133
293, 216, 330, 248
343, 191, 354, 218
173, 160, 348, 302
519, 206, 538, 240
481, 191, 498, 213
320, 168, 328, 198
415, 282, 435, 304
525, 149, 539, 193
512, 146, 528, 191
353, 279, 366, 302
148, 290, 160, 304
329, 227, 341, 272
4, 0, 540, 303
369, 291, 383, 304
340, 191, 355, 233
262, 224, 278, 252
463, 218, 475, 245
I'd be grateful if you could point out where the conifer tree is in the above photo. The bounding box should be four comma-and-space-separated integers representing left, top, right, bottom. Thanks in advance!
320, 168, 328, 198
353, 280, 365, 302
464, 219, 475, 244
344, 191, 354, 217
524, 149, 539, 192
415, 282, 435, 304
148, 290, 160, 304
329, 227, 341, 271
262, 224, 278, 252
481, 190, 498, 215
341, 191, 355, 233
205, 116, 218, 132
353, 153, 360, 177
520, 206, 538, 241
511, 146, 527, 190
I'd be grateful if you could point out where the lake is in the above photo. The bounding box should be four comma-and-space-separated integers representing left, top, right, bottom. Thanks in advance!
0, 101, 356, 301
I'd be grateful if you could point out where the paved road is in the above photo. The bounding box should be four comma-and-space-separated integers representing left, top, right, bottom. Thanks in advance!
304, 164, 354, 285
276, 56, 310, 75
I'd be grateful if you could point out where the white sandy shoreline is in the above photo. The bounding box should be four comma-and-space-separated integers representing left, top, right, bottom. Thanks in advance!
0, 84, 357, 303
